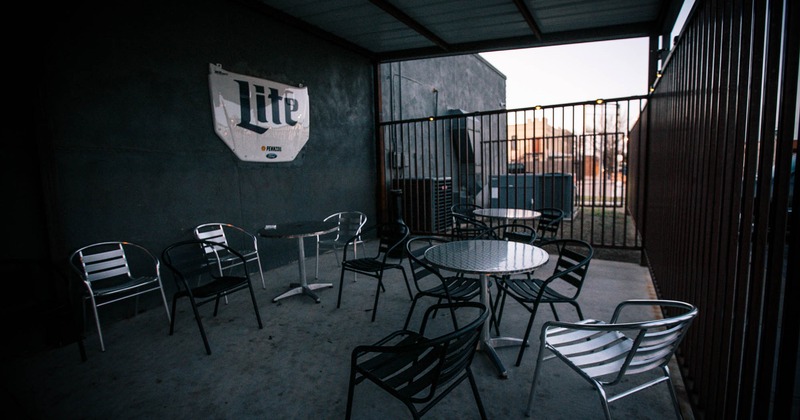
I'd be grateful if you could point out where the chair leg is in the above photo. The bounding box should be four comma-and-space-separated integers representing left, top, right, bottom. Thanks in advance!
662, 366, 684, 419
515, 303, 541, 366
525, 337, 549, 416
549, 302, 560, 321
371, 278, 384, 322
247, 281, 264, 329
169, 294, 180, 335
337, 267, 347, 308
253, 256, 267, 290
569, 301, 584, 320
158, 284, 172, 324
88, 296, 106, 352
467, 368, 488, 420
187, 297, 212, 355
403, 296, 421, 330
594, 381, 613, 420
400, 268, 413, 300
345, 367, 358, 420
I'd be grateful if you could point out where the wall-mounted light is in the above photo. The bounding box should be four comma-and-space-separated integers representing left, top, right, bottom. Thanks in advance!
428, 116, 435, 121
595, 98, 604, 104
534, 105, 542, 110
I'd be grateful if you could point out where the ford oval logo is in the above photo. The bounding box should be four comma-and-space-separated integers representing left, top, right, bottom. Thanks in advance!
266, 153, 278, 159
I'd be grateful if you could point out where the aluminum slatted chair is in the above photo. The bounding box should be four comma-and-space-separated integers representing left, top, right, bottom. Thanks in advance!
69, 241, 171, 352
526, 299, 698, 419
193, 223, 267, 290
345, 301, 489, 420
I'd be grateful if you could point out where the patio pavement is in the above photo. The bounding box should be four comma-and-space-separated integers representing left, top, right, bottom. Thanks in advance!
1, 240, 694, 419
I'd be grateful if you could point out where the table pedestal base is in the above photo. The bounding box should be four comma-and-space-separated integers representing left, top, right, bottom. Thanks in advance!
273, 282, 333, 303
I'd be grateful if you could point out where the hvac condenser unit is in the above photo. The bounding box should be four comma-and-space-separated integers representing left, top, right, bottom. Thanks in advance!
392, 177, 453, 233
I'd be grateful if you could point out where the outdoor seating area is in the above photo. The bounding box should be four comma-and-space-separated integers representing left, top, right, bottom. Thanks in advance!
2, 238, 693, 419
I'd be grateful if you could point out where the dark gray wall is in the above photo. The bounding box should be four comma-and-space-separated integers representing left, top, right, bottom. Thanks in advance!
6, 1, 506, 330
30, 0, 377, 269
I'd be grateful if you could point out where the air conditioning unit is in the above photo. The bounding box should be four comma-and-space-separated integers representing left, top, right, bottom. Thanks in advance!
392, 177, 454, 233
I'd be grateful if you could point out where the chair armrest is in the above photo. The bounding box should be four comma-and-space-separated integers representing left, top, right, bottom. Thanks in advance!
609, 299, 697, 324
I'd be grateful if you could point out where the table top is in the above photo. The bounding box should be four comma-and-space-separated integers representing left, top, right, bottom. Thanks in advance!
258, 220, 338, 239
473, 208, 541, 221
424, 239, 549, 276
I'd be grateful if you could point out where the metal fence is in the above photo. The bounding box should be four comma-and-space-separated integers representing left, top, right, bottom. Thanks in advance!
379, 97, 648, 254
626, 0, 798, 418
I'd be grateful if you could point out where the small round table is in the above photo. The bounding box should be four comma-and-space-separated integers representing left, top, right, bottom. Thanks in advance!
424, 239, 549, 378
473, 207, 541, 222
259, 220, 337, 303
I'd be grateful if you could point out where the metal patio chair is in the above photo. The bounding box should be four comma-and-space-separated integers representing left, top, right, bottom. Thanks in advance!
346, 301, 489, 420
336, 222, 412, 322
193, 223, 267, 290
161, 239, 263, 355
315, 211, 367, 279
526, 299, 698, 419
69, 241, 171, 352
494, 238, 594, 366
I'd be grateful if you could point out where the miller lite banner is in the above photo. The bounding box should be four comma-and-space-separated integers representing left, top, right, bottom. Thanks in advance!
209, 63, 310, 162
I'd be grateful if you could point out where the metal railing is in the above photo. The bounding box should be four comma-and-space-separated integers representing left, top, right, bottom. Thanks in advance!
380, 97, 647, 255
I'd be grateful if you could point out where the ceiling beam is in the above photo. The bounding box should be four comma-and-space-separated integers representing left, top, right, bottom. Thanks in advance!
367, 0, 451, 51
512, 0, 542, 40
376, 21, 654, 62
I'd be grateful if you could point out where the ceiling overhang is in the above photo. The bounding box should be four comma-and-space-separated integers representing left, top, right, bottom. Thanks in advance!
240, 0, 686, 62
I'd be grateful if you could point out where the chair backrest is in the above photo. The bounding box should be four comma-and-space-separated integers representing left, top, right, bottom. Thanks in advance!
355, 301, 488, 405
451, 213, 490, 239
405, 236, 448, 289
608, 300, 698, 384
548, 299, 698, 386
71, 241, 154, 287
450, 203, 482, 219
405, 302, 488, 403
376, 222, 410, 260
342, 221, 409, 261
194, 223, 259, 260
193, 223, 231, 258
324, 211, 367, 242
535, 207, 565, 243
479, 223, 537, 244
161, 239, 247, 289
544, 239, 593, 298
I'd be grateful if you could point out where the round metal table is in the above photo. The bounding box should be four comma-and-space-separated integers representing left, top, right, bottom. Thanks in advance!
259, 220, 338, 303
424, 239, 549, 378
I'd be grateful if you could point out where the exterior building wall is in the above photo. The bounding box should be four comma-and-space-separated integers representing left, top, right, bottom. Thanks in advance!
380, 55, 506, 121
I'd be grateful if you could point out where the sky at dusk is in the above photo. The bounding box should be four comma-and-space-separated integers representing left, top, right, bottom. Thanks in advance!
479, 38, 650, 110
480, 1, 695, 110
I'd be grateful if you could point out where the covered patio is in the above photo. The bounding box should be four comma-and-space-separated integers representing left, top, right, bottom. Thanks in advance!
6, 0, 796, 418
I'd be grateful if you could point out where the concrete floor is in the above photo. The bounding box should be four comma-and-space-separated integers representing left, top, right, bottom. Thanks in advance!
2, 240, 694, 419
